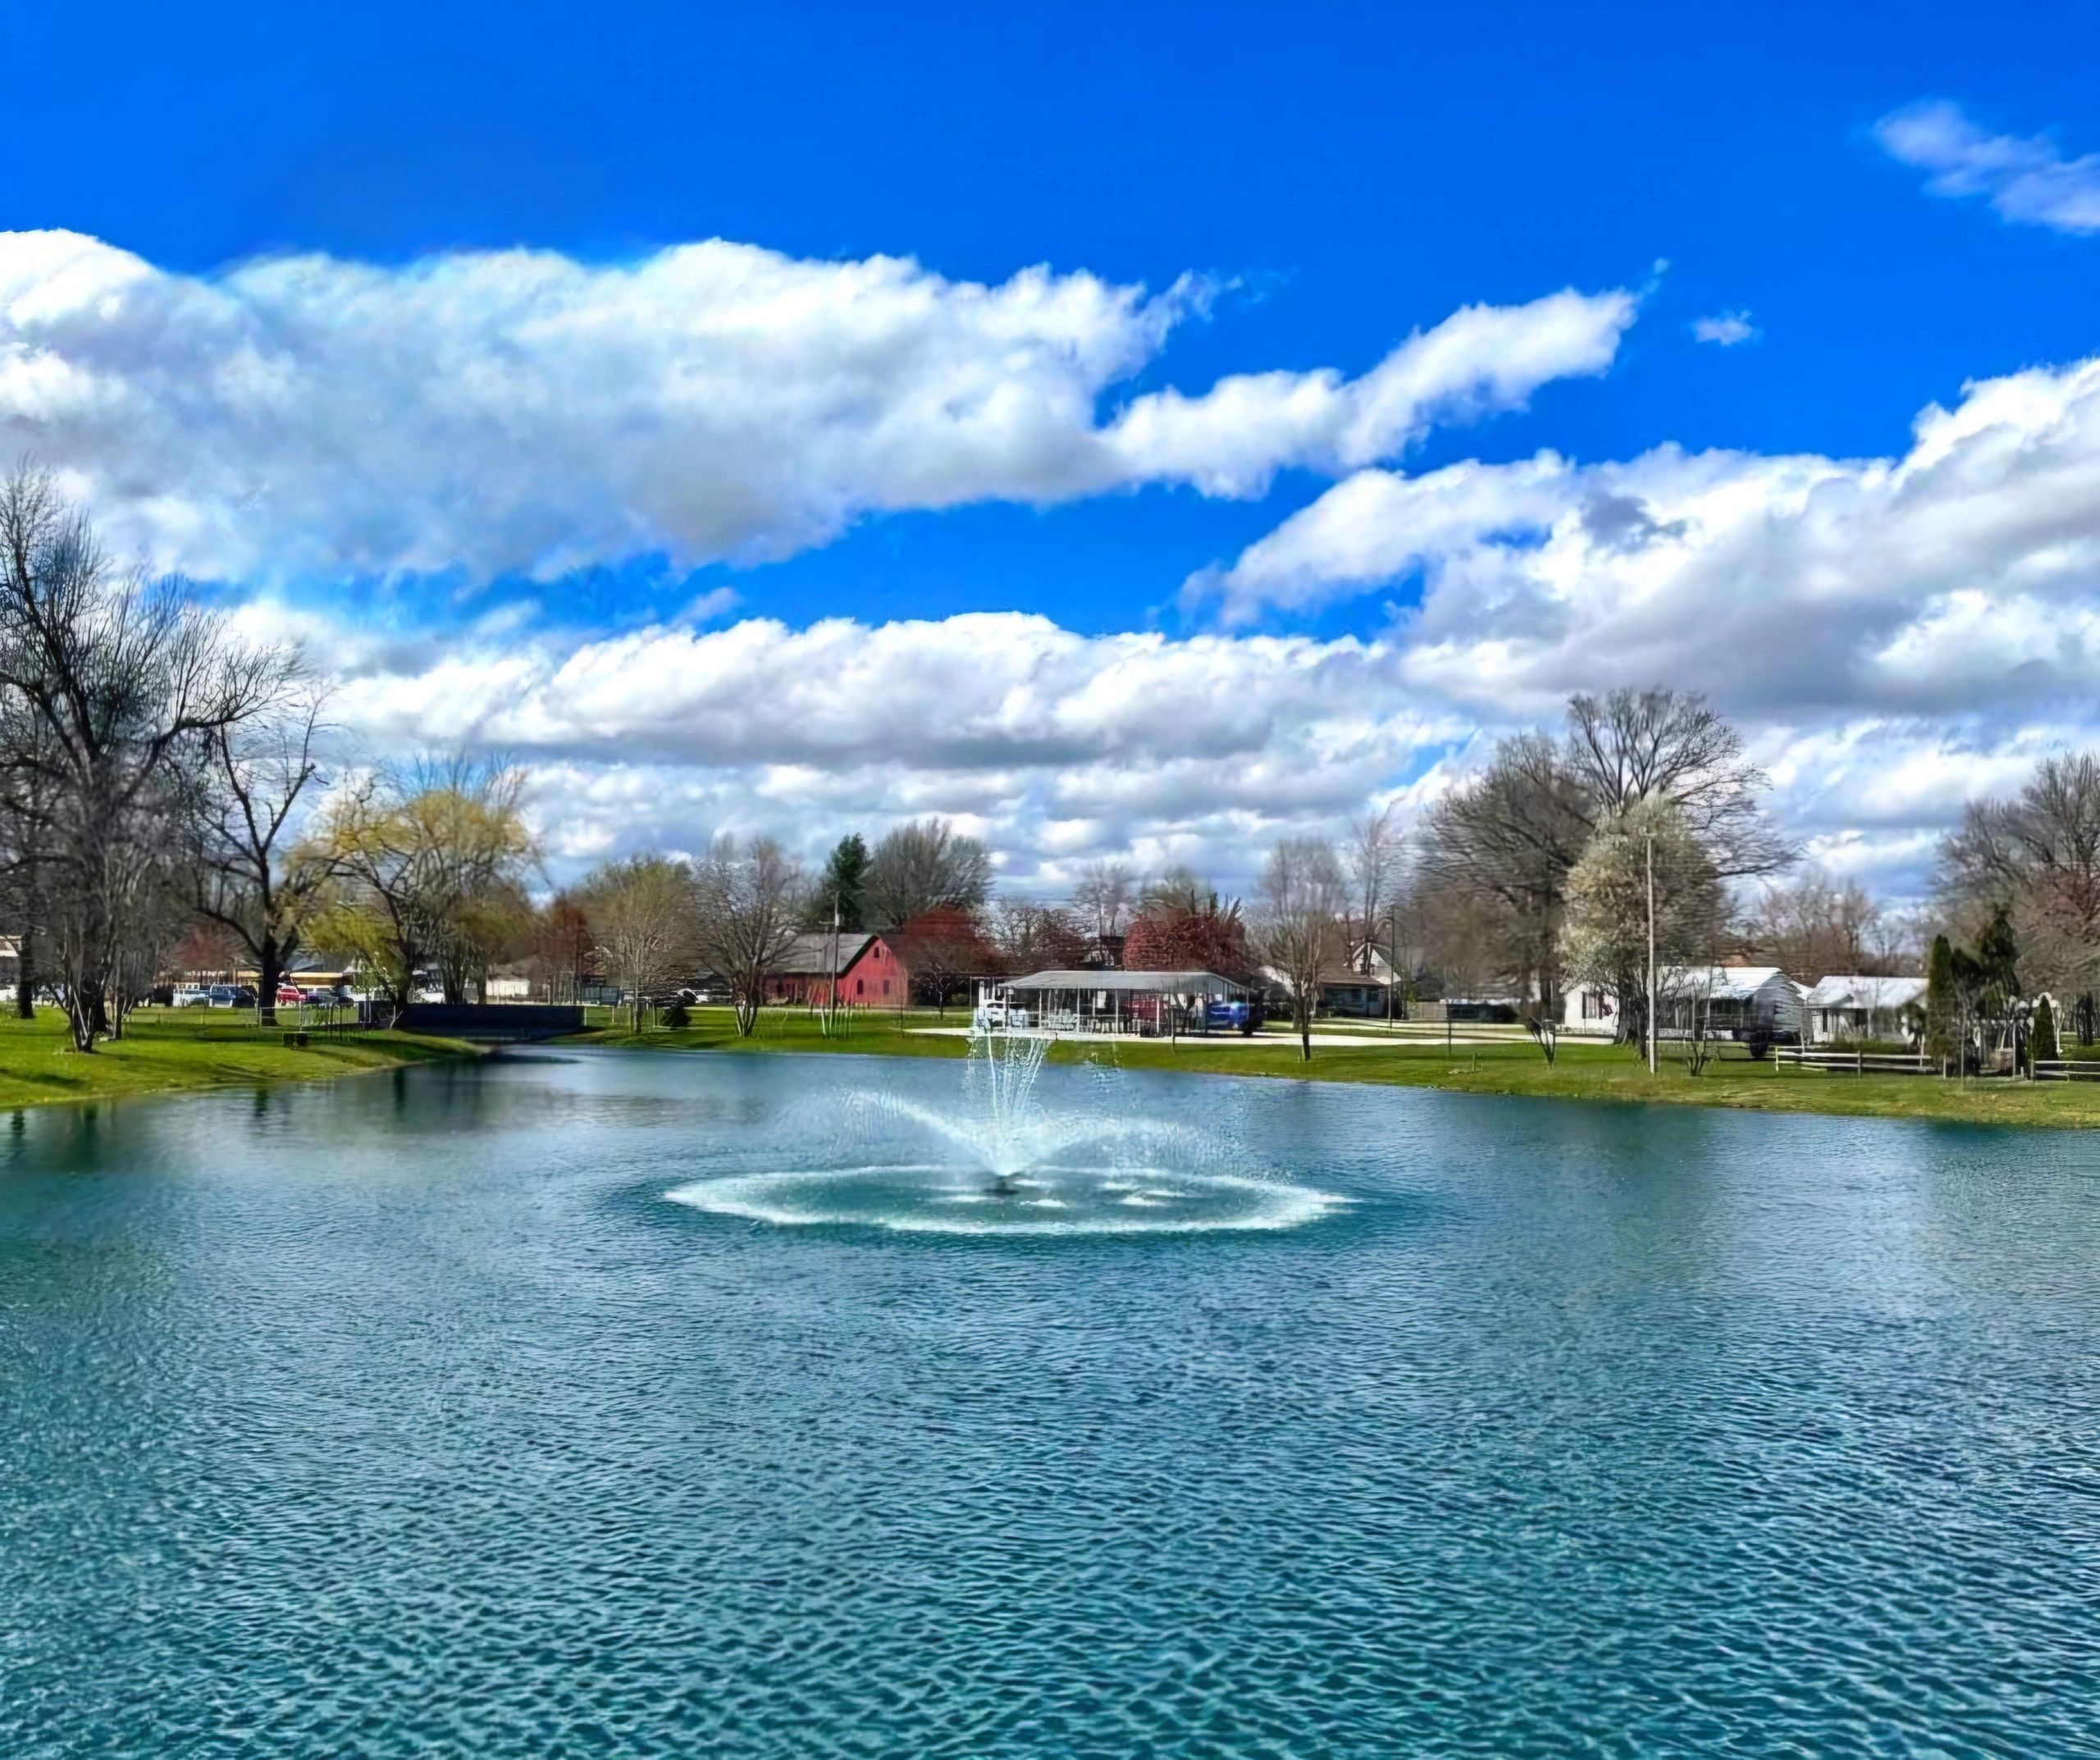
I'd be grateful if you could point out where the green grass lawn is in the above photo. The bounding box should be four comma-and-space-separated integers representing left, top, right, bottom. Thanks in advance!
568, 1005, 2100, 1128
0, 1008, 475, 1112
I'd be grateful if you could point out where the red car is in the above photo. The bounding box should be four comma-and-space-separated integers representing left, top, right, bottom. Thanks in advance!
276, 985, 305, 1005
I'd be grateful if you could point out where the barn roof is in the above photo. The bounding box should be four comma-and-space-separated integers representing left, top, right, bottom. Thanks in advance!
769, 932, 878, 976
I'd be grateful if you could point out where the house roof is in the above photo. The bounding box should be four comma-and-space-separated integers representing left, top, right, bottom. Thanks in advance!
1804, 974, 1928, 1010
1663, 964, 1799, 1002
769, 931, 878, 976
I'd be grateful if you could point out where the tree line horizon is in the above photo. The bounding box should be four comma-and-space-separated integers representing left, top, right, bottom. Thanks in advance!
2, 467, 2088, 1063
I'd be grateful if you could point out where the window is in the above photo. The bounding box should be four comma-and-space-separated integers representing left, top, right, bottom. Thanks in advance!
856, 978, 865, 996
882, 979, 890, 996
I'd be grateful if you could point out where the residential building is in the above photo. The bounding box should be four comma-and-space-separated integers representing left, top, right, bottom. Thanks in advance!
1564, 966, 1807, 1041
762, 931, 911, 1009
1803, 974, 1927, 1044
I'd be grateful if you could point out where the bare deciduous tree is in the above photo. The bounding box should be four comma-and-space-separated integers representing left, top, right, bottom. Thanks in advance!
1564, 688, 1793, 877
991, 899, 1089, 973
862, 818, 992, 928
1938, 750, 2100, 1041
1071, 859, 1134, 944
691, 834, 805, 1036
0, 466, 292, 1049
581, 854, 695, 1033
1420, 691, 1789, 1020
1344, 802, 1406, 960
1744, 869, 1884, 983
1253, 837, 1347, 1062
194, 686, 331, 1025
1420, 732, 1591, 1010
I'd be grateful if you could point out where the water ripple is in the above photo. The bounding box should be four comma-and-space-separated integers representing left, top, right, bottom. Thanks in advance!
2, 1051, 2097, 1757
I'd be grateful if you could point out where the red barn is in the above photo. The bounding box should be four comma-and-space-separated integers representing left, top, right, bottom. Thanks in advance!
763, 932, 912, 1009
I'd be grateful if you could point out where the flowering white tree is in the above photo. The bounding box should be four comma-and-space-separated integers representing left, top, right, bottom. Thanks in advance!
1559, 797, 1727, 1054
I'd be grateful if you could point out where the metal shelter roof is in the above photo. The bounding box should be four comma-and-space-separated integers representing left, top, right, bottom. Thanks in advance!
1002, 969, 1247, 993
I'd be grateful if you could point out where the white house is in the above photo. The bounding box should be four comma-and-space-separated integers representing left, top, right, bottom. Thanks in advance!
1564, 978, 1621, 1033
1803, 974, 1926, 1044
1563, 966, 1806, 1042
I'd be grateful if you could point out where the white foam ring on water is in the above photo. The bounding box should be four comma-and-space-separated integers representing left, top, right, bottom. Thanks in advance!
667, 1165, 1347, 1236
678, 1028, 1344, 1235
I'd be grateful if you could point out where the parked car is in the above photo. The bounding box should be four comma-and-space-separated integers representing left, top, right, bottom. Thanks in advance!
276, 985, 306, 1005
171, 986, 212, 1008
207, 985, 239, 1007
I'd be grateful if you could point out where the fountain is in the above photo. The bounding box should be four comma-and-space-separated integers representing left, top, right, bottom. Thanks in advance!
966, 1022, 1053, 1195
665, 1022, 1347, 1237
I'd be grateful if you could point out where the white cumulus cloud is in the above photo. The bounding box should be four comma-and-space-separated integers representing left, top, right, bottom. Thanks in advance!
226, 590, 2098, 903
1200, 351, 2100, 723
1876, 99, 2100, 235
1691, 310, 1758, 346
0, 230, 1635, 582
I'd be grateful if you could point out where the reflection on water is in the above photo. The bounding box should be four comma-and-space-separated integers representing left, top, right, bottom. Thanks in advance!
2, 1051, 2098, 1758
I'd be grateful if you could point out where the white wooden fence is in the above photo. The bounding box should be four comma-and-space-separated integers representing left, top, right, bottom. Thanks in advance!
1773, 1046, 1933, 1076
2034, 1058, 2100, 1082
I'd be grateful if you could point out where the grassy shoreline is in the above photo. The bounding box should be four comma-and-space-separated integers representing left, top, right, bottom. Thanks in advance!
564, 1006, 2100, 1130
0, 1009, 477, 1113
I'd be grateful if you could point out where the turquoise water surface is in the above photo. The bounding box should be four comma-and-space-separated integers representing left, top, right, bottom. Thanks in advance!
2, 1050, 2097, 1756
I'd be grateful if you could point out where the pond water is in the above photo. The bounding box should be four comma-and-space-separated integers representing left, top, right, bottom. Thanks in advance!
2, 1049, 2098, 1757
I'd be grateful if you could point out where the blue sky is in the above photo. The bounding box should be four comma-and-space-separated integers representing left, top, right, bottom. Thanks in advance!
3, 1, 2099, 889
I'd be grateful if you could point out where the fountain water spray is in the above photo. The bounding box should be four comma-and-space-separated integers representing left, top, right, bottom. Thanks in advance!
965, 1020, 1054, 1191
667, 1000, 1347, 1236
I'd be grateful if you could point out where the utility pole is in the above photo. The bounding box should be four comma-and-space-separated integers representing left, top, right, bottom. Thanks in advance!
825, 900, 841, 1037
1646, 832, 1658, 1075
1386, 901, 1397, 1028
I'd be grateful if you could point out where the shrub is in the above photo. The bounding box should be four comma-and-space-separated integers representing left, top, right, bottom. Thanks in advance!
2032, 995, 2058, 1068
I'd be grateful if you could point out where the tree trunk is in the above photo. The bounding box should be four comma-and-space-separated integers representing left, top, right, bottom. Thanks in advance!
258, 939, 283, 1028
1296, 993, 1312, 1062
15, 930, 34, 1020
61, 955, 98, 1051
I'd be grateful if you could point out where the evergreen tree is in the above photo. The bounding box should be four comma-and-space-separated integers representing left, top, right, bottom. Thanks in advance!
815, 833, 870, 931
1975, 905, 2020, 1001
1924, 933, 1957, 1072
1973, 907, 2021, 1070
2033, 994, 2059, 1067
